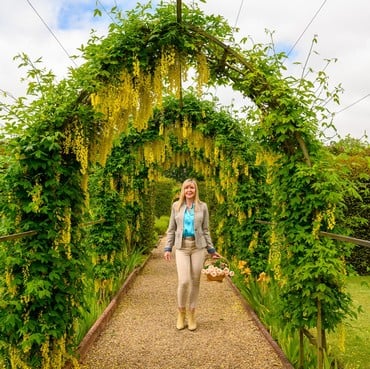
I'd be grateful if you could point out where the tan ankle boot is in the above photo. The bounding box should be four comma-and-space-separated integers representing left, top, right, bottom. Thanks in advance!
176, 309, 186, 330
187, 310, 197, 331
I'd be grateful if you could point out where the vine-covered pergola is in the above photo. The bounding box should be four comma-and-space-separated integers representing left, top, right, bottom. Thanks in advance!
0, 1, 354, 368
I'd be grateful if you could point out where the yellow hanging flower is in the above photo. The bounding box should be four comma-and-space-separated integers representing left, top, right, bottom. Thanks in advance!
132, 57, 140, 78
30, 181, 43, 213
249, 231, 259, 251
325, 205, 336, 230
5, 269, 17, 296
196, 52, 210, 95
312, 211, 323, 238
238, 210, 246, 224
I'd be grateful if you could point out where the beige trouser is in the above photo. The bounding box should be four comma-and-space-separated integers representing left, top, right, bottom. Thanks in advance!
175, 239, 206, 310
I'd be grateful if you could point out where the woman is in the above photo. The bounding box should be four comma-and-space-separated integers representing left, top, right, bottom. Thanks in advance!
164, 178, 219, 331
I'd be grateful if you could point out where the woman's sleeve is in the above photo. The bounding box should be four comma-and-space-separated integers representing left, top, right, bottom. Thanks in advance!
164, 203, 176, 252
202, 203, 216, 254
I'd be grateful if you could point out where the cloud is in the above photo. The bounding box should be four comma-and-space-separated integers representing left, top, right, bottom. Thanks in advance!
0, 1, 111, 96
193, 0, 370, 140
1, 0, 369, 140
57, 2, 97, 30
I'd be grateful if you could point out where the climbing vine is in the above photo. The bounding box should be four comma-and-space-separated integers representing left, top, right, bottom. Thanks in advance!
0, 1, 356, 368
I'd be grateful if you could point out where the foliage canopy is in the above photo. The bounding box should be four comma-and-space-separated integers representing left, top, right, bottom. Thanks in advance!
0, 1, 357, 368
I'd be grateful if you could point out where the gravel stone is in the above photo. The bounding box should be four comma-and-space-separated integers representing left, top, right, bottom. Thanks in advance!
80, 237, 292, 369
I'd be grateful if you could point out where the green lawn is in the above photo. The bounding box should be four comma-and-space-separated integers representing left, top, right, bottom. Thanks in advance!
328, 276, 370, 369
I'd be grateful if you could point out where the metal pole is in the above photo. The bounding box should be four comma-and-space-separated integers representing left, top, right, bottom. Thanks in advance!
176, 0, 183, 108
317, 300, 324, 369
177, 0, 182, 23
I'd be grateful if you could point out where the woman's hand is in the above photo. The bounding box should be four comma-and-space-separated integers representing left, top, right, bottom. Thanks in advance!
211, 252, 221, 259
164, 251, 171, 261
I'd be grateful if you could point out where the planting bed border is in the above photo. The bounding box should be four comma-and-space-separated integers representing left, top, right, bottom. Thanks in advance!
226, 278, 295, 369
74, 237, 294, 369
76, 252, 153, 360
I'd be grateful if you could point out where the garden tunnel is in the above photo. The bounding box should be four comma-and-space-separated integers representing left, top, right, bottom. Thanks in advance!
0, 1, 354, 368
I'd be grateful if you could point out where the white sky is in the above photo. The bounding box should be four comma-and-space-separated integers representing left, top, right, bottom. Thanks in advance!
0, 0, 369, 140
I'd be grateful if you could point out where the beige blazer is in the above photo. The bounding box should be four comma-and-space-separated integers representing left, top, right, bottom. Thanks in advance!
165, 201, 214, 252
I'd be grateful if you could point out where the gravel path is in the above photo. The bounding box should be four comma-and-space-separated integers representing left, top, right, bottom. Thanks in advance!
79, 237, 293, 369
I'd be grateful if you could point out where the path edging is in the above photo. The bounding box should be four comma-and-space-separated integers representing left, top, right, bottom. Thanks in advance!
73, 238, 294, 369
226, 277, 295, 369
77, 252, 152, 360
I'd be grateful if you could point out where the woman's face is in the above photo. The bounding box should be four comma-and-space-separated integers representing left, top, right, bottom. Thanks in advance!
184, 182, 196, 201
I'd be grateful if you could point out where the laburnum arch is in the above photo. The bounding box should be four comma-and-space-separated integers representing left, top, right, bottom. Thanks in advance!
0, 2, 354, 368
97, 93, 256, 251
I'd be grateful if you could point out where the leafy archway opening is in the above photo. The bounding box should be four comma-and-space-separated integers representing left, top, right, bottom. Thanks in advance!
0, 2, 354, 368
94, 91, 258, 252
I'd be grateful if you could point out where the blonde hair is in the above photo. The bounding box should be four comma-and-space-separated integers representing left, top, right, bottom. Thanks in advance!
176, 178, 200, 211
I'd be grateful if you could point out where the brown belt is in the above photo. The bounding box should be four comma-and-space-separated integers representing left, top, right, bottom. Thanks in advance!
183, 236, 195, 240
